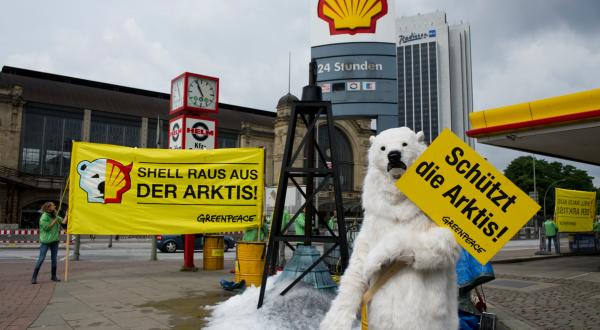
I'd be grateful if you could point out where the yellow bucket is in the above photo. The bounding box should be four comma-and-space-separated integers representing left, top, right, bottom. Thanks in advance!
361, 304, 368, 329
203, 235, 224, 270
234, 241, 266, 287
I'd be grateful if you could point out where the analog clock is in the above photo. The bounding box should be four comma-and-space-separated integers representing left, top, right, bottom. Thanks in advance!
187, 76, 217, 110
170, 77, 184, 112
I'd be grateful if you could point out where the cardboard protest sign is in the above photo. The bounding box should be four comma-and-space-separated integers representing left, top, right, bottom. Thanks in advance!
555, 188, 596, 232
68, 142, 264, 234
396, 129, 540, 264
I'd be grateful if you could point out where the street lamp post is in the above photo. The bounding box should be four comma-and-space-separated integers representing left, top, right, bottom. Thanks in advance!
539, 178, 566, 252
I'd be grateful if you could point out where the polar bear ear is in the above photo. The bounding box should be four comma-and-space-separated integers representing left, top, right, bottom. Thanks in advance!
416, 131, 426, 144
77, 161, 90, 173
369, 136, 376, 144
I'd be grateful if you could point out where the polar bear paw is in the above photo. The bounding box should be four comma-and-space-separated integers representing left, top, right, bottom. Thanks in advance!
320, 308, 356, 330
362, 254, 389, 280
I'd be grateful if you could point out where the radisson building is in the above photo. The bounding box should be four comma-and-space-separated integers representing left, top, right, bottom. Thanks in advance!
396, 11, 473, 145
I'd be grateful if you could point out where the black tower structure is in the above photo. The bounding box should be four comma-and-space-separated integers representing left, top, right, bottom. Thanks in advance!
257, 61, 349, 308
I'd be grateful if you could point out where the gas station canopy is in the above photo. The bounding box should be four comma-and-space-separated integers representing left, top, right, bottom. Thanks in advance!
466, 88, 600, 165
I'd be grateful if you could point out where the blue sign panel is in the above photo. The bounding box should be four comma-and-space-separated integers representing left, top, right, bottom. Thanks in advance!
311, 42, 398, 129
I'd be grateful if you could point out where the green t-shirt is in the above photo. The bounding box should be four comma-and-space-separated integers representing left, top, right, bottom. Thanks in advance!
242, 221, 269, 241
544, 220, 558, 237
327, 216, 336, 231
39, 212, 62, 244
294, 212, 305, 235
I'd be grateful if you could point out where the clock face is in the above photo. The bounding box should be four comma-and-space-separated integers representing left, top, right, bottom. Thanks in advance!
187, 77, 217, 110
170, 77, 184, 111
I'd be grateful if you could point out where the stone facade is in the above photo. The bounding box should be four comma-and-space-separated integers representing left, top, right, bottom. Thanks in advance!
240, 121, 275, 187
0, 85, 24, 224
272, 93, 372, 207
0, 85, 23, 168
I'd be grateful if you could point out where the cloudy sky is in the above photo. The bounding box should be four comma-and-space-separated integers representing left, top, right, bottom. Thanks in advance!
1, 0, 599, 185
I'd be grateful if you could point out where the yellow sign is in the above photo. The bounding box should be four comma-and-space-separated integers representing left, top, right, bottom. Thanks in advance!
396, 129, 540, 264
68, 142, 264, 234
318, 0, 388, 35
555, 188, 596, 232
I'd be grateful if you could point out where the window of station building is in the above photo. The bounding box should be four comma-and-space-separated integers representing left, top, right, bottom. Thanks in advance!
317, 125, 354, 192
405, 46, 414, 130
412, 45, 422, 132
90, 112, 141, 147
146, 118, 169, 148
397, 46, 406, 125
428, 42, 439, 141
20, 105, 83, 176
421, 42, 431, 144
217, 130, 239, 148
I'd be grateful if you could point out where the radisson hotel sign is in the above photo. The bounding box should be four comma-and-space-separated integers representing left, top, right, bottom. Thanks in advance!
311, 0, 398, 131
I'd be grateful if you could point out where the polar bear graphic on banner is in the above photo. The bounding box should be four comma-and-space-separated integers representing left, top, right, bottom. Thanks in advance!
77, 158, 132, 204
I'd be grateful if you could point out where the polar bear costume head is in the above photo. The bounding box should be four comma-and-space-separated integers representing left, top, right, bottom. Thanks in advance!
368, 127, 427, 181
362, 127, 428, 223
77, 159, 107, 203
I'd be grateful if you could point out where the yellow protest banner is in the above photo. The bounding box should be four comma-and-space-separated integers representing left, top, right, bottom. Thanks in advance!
554, 188, 596, 232
396, 129, 540, 264
68, 142, 264, 234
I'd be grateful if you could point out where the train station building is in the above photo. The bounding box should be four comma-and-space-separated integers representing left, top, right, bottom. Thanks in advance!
0, 66, 371, 228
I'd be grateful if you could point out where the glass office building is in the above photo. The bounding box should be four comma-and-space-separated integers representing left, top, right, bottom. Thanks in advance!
396, 12, 473, 145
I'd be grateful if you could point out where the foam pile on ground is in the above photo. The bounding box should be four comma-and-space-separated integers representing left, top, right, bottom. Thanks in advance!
204, 274, 359, 330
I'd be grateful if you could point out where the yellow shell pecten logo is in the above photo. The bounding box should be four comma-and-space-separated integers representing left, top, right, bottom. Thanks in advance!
318, 0, 388, 35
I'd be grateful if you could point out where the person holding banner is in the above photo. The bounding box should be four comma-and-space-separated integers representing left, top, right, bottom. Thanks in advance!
544, 217, 560, 254
32, 202, 68, 284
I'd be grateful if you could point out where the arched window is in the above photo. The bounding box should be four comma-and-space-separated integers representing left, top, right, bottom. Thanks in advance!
317, 125, 354, 191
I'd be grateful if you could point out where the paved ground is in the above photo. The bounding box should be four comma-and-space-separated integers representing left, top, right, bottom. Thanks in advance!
1, 238, 598, 329
1, 258, 235, 330
484, 256, 600, 330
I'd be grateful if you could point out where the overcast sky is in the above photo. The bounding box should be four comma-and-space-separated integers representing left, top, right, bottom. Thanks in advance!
1, 0, 599, 186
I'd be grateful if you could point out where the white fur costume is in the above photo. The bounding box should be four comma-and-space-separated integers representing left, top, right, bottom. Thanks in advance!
321, 127, 459, 330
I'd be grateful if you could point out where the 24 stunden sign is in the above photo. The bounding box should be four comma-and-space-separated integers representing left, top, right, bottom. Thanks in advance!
396, 129, 540, 264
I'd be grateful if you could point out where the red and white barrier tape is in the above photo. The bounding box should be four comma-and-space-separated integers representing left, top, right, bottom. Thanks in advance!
0, 229, 70, 244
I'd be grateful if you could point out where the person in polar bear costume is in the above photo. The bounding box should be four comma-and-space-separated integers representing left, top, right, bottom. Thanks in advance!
321, 127, 460, 330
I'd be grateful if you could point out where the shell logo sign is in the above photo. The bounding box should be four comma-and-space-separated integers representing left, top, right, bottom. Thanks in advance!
77, 159, 133, 204
318, 0, 388, 35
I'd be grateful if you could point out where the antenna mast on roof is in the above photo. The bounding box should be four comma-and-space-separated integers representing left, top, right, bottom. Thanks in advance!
288, 51, 291, 94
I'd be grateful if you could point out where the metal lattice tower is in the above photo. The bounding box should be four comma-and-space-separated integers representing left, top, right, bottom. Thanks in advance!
257, 61, 349, 308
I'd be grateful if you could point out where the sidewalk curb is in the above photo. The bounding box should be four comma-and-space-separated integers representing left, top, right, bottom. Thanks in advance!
492, 252, 600, 264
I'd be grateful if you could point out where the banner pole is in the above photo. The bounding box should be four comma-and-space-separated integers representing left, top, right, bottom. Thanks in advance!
58, 174, 71, 282
65, 234, 70, 282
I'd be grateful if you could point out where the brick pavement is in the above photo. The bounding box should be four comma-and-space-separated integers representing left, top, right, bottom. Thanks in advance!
484, 272, 600, 329
0, 261, 55, 330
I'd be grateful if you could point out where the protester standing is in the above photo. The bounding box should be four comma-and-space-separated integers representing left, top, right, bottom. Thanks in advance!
294, 208, 306, 236
593, 217, 600, 251
327, 210, 337, 233
544, 217, 560, 254
32, 202, 68, 284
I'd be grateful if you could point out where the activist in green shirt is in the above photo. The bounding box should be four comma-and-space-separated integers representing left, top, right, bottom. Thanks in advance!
294, 208, 306, 236
594, 219, 600, 250
32, 202, 68, 284
327, 210, 337, 233
544, 218, 560, 254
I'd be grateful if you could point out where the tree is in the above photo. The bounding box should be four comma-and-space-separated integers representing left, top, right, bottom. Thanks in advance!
504, 156, 596, 218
